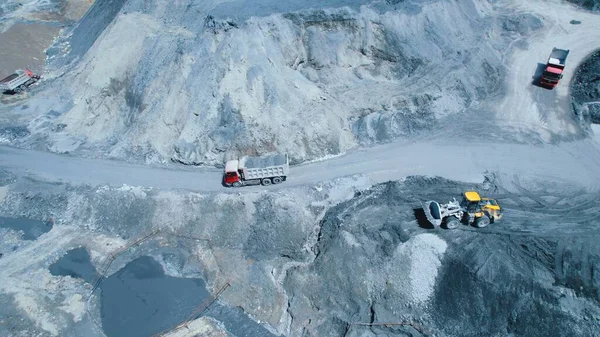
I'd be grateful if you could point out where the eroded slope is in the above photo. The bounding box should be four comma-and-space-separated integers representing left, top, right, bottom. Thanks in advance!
10, 0, 538, 165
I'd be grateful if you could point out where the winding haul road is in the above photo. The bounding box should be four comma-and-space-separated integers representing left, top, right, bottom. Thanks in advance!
2, 136, 600, 193
1, 0, 600, 193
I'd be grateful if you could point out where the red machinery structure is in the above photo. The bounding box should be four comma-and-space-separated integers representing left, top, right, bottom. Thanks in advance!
540, 48, 569, 88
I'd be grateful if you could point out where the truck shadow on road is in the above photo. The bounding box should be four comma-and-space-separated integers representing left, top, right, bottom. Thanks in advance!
221, 176, 231, 188
413, 208, 434, 229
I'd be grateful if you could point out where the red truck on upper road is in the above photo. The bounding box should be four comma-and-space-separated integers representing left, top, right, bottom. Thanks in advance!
540, 48, 569, 89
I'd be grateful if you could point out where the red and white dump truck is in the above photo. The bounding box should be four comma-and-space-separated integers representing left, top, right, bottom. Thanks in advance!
0, 69, 40, 94
540, 48, 569, 88
224, 153, 289, 187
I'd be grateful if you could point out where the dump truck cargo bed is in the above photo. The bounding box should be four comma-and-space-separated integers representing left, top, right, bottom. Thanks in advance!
0, 73, 20, 83
548, 48, 569, 66
242, 154, 288, 168
0, 69, 39, 92
240, 154, 289, 180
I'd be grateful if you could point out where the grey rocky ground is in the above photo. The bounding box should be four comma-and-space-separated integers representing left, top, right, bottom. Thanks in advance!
572, 50, 600, 126
286, 176, 600, 336
567, 0, 600, 11
1, 0, 600, 336
0, 170, 365, 337
1, 173, 599, 336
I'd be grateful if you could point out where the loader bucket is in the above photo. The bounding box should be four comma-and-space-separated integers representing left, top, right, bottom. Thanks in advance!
422, 200, 443, 227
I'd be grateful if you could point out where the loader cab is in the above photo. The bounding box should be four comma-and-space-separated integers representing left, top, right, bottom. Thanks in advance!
481, 198, 499, 208
461, 191, 485, 219
460, 191, 487, 226
461, 191, 482, 213
461, 191, 503, 224
481, 197, 502, 222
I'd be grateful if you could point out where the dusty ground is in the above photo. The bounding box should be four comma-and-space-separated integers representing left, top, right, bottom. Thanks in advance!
0, 0, 94, 102
0, 173, 599, 337
0, 23, 60, 79
0, 0, 599, 336
0, 0, 94, 26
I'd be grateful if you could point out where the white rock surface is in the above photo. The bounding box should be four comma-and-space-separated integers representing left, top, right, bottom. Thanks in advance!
389, 233, 448, 304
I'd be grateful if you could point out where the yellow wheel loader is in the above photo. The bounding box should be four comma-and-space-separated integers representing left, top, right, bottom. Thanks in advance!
422, 191, 502, 229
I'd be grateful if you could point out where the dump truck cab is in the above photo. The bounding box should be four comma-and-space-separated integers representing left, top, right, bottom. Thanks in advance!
540, 48, 569, 88
224, 160, 243, 187
541, 65, 564, 88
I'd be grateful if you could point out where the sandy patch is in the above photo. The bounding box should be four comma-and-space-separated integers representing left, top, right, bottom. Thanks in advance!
388, 233, 448, 305
1, 0, 94, 26
63, 0, 95, 21
162, 316, 230, 337
0, 23, 60, 79
14, 293, 60, 336
59, 294, 85, 322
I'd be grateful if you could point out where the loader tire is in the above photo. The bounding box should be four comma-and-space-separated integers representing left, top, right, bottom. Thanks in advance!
261, 178, 272, 186
475, 216, 490, 228
443, 216, 460, 230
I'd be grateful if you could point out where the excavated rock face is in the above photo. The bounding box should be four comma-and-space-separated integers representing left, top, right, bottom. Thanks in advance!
571, 50, 600, 126
13, 0, 527, 165
567, 0, 600, 11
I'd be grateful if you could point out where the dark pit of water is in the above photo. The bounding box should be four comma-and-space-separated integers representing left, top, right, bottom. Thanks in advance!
99, 255, 280, 337
100, 256, 210, 337
49, 247, 98, 283
0, 216, 52, 240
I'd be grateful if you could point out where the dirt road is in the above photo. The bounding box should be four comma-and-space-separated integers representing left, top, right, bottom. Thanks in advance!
1, 0, 600, 194
499, 0, 600, 137
1, 136, 600, 192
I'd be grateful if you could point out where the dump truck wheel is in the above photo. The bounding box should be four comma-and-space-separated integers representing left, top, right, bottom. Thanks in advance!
444, 216, 460, 230
232, 181, 242, 187
261, 178, 272, 186
272, 177, 283, 184
475, 216, 490, 228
